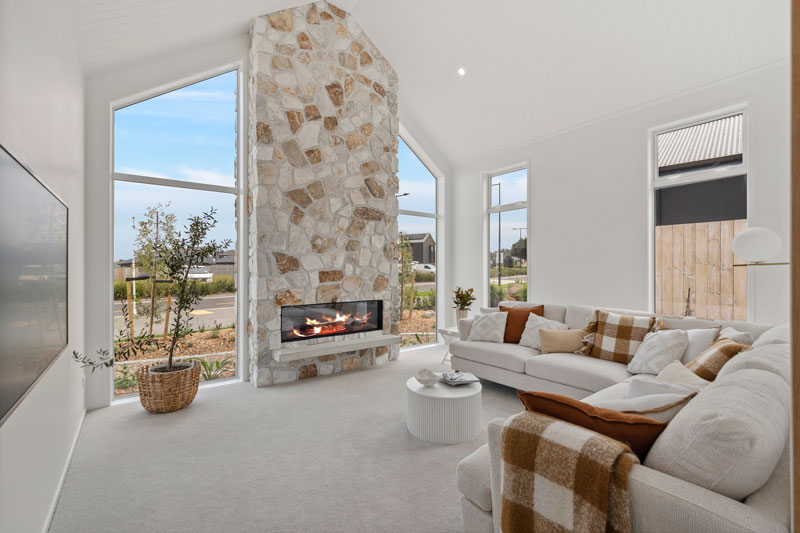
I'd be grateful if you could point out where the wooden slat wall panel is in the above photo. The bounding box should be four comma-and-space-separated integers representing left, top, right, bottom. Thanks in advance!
695, 222, 708, 319
720, 221, 734, 320
654, 226, 662, 315
654, 219, 746, 320
672, 226, 683, 316
733, 219, 748, 320
707, 221, 721, 319
661, 226, 673, 316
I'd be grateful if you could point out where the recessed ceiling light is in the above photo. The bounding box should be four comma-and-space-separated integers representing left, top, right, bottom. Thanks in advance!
457, 67, 466, 76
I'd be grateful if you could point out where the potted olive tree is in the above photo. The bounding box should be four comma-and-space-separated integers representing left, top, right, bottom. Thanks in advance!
452, 287, 476, 321
136, 209, 230, 413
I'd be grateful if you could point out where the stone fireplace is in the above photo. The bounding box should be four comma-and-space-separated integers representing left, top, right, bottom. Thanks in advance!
247, 2, 400, 386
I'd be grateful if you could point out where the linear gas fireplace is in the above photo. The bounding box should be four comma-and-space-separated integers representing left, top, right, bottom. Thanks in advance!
281, 300, 383, 343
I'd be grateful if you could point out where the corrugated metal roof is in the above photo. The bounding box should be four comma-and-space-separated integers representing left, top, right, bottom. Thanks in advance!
657, 113, 742, 169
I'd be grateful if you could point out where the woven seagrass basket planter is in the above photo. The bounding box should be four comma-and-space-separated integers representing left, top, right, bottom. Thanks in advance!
137, 361, 201, 413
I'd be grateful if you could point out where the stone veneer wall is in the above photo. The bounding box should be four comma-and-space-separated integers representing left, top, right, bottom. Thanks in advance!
247, 2, 400, 386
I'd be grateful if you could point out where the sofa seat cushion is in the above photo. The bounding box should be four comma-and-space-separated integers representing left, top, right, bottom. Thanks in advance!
450, 341, 538, 373
456, 444, 492, 511
524, 352, 633, 392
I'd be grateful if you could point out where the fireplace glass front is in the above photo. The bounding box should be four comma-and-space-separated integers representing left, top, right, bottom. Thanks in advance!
280, 300, 383, 343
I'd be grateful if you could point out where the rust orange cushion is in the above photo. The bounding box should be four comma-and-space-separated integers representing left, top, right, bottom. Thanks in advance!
517, 390, 667, 459
499, 305, 544, 344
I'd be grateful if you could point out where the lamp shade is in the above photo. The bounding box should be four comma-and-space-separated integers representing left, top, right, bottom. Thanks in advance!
732, 227, 782, 263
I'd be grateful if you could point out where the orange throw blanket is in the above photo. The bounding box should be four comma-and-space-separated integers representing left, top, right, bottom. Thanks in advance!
500, 411, 638, 532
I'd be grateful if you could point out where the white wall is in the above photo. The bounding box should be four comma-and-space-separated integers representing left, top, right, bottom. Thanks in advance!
446, 63, 790, 326
0, 0, 86, 531
84, 35, 249, 408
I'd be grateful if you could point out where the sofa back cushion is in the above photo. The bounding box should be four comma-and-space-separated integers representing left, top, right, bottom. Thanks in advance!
716, 343, 790, 385
644, 368, 790, 500
498, 301, 567, 323
752, 323, 790, 348
657, 316, 773, 341
564, 304, 654, 330
499, 305, 544, 343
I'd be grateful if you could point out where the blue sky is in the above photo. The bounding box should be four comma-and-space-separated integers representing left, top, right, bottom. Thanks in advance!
112, 70, 441, 260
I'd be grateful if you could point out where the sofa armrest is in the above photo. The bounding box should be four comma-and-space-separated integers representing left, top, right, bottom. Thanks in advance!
486, 416, 786, 533
458, 318, 473, 340
627, 465, 787, 533
487, 417, 506, 533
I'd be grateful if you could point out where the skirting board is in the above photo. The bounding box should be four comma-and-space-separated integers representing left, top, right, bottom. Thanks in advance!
43, 408, 86, 533
272, 334, 401, 362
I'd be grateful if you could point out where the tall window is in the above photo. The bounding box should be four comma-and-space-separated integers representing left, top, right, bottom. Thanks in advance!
397, 138, 437, 346
112, 70, 239, 397
488, 168, 528, 306
652, 111, 747, 320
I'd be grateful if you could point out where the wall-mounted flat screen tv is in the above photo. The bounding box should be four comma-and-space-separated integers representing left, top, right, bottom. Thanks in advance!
0, 145, 68, 426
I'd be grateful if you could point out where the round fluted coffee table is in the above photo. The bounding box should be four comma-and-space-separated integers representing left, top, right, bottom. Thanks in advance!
406, 376, 482, 444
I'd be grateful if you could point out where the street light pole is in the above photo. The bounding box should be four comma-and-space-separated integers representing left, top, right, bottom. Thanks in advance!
491, 182, 502, 291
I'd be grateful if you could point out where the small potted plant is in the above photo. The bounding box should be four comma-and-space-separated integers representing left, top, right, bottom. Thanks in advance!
137, 209, 230, 413
452, 287, 476, 321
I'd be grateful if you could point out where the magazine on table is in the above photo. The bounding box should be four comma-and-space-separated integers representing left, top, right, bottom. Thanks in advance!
440, 371, 479, 386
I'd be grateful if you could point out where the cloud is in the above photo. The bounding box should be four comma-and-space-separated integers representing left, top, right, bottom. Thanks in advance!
178, 166, 234, 186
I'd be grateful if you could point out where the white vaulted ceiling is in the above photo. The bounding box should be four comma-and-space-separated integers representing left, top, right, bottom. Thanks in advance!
71, 0, 789, 168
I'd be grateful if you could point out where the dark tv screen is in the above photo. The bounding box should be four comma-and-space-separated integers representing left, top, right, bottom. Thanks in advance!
0, 145, 68, 425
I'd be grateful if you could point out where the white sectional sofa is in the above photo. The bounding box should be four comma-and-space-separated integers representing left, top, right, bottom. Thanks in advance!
452, 301, 791, 533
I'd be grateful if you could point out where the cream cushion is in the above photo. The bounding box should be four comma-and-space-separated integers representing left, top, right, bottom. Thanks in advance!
645, 368, 790, 500
539, 329, 585, 353
681, 328, 720, 364
655, 361, 711, 388
518, 314, 568, 350
627, 330, 689, 375
752, 323, 790, 348
466, 312, 507, 343
718, 326, 755, 345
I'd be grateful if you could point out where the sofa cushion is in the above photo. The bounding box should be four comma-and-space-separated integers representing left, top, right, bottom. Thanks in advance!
466, 312, 508, 343
456, 444, 492, 512
539, 329, 584, 353
450, 340, 538, 373
752, 323, 790, 348
627, 329, 689, 375
518, 390, 667, 458
718, 326, 755, 345
645, 368, 790, 500
518, 314, 568, 350
686, 337, 751, 381
587, 392, 696, 424
578, 310, 657, 364
499, 301, 567, 323
681, 327, 720, 364
524, 352, 633, 392
499, 305, 544, 343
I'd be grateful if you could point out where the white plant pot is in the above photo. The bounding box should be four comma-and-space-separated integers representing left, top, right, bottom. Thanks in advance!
456, 309, 469, 321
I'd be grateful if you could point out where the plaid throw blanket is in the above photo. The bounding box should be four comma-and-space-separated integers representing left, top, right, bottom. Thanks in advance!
500, 412, 638, 533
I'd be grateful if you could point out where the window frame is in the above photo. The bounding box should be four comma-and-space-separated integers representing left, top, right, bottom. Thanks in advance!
484, 164, 530, 306
397, 124, 445, 344
647, 103, 751, 319
109, 64, 248, 397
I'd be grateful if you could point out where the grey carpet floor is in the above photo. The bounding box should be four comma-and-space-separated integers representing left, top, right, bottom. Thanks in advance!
50, 345, 521, 533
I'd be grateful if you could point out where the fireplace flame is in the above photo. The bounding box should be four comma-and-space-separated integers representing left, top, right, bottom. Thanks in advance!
290, 311, 373, 339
